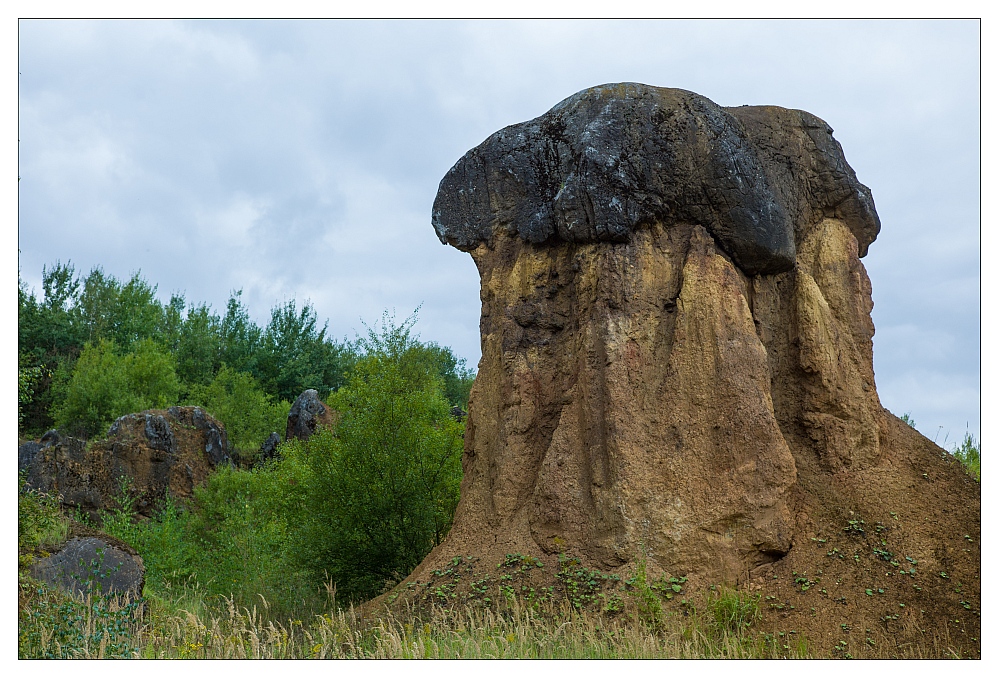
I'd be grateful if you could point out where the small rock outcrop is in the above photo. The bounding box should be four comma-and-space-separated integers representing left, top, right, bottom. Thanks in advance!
30, 535, 144, 599
258, 432, 282, 465
403, 83, 979, 656
285, 389, 335, 441
23, 406, 230, 520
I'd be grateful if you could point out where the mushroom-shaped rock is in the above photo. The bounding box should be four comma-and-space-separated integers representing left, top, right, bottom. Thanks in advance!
399, 84, 977, 654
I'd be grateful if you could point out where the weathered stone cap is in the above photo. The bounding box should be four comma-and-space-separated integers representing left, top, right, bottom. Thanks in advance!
432, 82, 879, 275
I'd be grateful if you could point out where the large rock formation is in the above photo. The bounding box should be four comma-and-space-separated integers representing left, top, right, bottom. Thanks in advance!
22, 406, 230, 520
402, 83, 979, 657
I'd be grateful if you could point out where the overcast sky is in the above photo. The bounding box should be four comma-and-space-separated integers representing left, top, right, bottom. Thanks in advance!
17, 19, 980, 444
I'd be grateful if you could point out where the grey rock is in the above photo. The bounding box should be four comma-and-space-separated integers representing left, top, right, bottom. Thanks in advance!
18, 441, 41, 477
143, 413, 174, 452
432, 83, 879, 275
30, 536, 144, 599
258, 432, 281, 465
285, 389, 332, 441
39, 429, 62, 447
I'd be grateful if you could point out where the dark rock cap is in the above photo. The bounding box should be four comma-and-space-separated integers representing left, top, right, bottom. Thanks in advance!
432, 83, 879, 275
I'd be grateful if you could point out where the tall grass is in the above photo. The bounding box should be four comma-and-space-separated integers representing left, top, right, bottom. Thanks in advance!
20, 583, 799, 659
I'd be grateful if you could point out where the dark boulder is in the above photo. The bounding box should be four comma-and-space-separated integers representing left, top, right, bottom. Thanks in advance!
24, 407, 229, 520
258, 432, 281, 465
39, 429, 62, 447
285, 389, 336, 441
30, 536, 144, 599
18, 441, 42, 478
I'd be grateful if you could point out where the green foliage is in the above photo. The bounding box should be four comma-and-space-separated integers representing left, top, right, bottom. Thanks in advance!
99, 463, 317, 621
900, 412, 917, 428
951, 432, 981, 481
255, 299, 355, 402
175, 302, 220, 386
18, 476, 69, 562
706, 587, 761, 636
18, 582, 141, 659
52, 338, 181, 438
190, 465, 314, 615
624, 552, 663, 623
419, 342, 476, 408
18, 361, 44, 429
185, 366, 291, 460
18, 267, 86, 434
287, 313, 464, 601
217, 290, 263, 374
77, 267, 175, 349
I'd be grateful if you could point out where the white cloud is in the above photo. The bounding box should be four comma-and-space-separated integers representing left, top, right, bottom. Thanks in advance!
16, 19, 980, 439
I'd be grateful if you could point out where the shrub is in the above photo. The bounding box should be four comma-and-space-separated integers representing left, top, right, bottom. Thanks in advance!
99, 464, 317, 621
287, 313, 464, 601
51, 338, 181, 438
185, 366, 290, 461
18, 475, 69, 564
952, 432, 981, 482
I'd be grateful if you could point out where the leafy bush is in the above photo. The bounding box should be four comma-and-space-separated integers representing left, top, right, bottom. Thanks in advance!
18, 581, 140, 659
185, 366, 291, 461
952, 432, 981, 481
18, 475, 69, 563
18, 361, 44, 430
51, 338, 181, 438
286, 313, 464, 601
101, 463, 317, 621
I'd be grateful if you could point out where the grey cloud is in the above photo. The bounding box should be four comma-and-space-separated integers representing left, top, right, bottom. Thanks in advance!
17, 19, 979, 443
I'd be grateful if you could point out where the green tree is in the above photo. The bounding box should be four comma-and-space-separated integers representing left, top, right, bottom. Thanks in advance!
218, 290, 262, 375
255, 299, 354, 402
76, 268, 171, 349
419, 342, 476, 408
185, 366, 291, 461
18, 264, 87, 434
288, 313, 464, 601
18, 360, 44, 430
175, 302, 221, 387
52, 338, 181, 438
